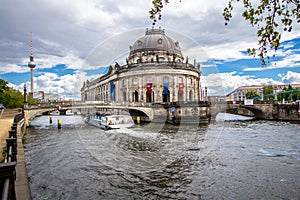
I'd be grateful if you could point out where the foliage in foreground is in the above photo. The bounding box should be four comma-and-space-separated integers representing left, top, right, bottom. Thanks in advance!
0, 78, 23, 108
150, 0, 300, 66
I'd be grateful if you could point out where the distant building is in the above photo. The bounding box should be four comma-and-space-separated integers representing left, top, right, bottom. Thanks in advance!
32, 91, 60, 102
227, 84, 300, 101
227, 85, 263, 101
81, 28, 203, 104
44, 93, 59, 102
32, 91, 45, 101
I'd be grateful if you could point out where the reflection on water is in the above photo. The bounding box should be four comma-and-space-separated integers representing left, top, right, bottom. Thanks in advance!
25, 115, 300, 199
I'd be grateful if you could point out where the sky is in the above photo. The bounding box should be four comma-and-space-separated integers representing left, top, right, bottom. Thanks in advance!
0, 0, 300, 99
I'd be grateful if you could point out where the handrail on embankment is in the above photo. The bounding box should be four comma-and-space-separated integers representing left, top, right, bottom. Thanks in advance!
0, 113, 31, 200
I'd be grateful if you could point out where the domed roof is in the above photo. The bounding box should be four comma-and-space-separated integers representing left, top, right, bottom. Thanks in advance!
129, 28, 183, 57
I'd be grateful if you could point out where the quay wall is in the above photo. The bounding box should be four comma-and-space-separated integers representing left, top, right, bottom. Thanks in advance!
15, 118, 32, 200
0, 111, 32, 200
219, 102, 300, 121
274, 104, 300, 121
245, 103, 300, 120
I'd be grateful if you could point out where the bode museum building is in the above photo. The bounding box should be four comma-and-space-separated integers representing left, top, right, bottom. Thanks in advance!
81, 28, 204, 106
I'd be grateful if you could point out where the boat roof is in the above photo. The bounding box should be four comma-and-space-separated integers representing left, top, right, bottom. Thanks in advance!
106, 115, 132, 118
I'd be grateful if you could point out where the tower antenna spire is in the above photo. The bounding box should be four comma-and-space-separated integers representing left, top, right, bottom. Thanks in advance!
30, 32, 33, 56
28, 32, 36, 94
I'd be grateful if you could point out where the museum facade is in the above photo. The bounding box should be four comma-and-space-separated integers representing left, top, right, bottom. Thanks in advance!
81, 28, 202, 105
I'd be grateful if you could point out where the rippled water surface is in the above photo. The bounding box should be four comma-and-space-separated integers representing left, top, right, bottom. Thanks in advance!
25, 115, 300, 199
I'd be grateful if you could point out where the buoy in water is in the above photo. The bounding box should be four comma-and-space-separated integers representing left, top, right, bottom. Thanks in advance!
137, 116, 140, 124
49, 116, 53, 124
58, 119, 62, 129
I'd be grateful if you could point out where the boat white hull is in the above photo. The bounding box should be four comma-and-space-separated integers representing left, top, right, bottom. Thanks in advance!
87, 115, 134, 130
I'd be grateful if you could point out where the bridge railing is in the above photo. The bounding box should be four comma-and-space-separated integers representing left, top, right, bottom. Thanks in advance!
0, 114, 24, 200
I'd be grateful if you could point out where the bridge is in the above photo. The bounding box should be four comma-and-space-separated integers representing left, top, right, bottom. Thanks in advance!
77, 104, 154, 121
22, 100, 300, 124
22, 101, 211, 124
22, 102, 156, 124
210, 101, 300, 120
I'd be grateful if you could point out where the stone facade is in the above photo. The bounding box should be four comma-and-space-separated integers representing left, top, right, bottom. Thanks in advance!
81, 28, 202, 105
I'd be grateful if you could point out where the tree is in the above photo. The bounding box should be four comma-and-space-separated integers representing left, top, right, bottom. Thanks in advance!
0, 78, 24, 108
150, 0, 300, 66
263, 85, 274, 100
0, 79, 9, 106
277, 85, 300, 102
263, 85, 274, 95
223, 0, 300, 66
3, 88, 23, 108
27, 94, 39, 105
149, 0, 169, 25
0, 79, 9, 93
246, 90, 260, 99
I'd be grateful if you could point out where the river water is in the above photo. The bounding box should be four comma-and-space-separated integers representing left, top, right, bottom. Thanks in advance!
24, 115, 300, 199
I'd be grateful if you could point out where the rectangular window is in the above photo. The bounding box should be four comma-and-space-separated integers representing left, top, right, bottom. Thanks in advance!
132, 78, 138, 85
163, 76, 169, 83
122, 80, 126, 86
178, 77, 183, 83
146, 77, 153, 83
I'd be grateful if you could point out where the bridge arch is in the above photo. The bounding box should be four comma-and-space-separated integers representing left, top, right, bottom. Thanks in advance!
128, 107, 153, 122
240, 106, 266, 119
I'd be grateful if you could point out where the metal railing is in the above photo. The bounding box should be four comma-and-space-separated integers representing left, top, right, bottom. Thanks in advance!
0, 114, 23, 199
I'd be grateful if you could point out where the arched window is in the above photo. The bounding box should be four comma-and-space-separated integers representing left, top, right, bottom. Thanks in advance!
146, 77, 153, 83
137, 40, 143, 46
189, 90, 194, 101
178, 77, 183, 83
132, 78, 138, 85
163, 76, 169, 83
132, 91, 139, 102
123, 91, 127, 101
158, 57, 165, 62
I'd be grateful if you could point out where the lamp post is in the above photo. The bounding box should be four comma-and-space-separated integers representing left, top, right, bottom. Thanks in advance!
274, 84, 277, 101
23, 84, 27, 103
22, 84, 28, 114
205, 86, 207, 101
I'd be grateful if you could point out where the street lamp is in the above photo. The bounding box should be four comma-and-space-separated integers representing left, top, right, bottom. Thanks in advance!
23, 84, 27, 103
274, 84, 277, 101
205, 86, 207, 101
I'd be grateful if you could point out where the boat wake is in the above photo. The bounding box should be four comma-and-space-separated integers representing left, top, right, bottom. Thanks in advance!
216, 113, 254, 122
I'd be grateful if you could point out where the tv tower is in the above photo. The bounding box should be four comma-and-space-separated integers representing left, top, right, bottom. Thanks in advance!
28, 32, 36, 94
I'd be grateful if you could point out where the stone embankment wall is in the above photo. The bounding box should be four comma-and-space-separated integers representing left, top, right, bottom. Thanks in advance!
0, 109, 31, 199
15, 117, 32, 200
275, 104, 300, 121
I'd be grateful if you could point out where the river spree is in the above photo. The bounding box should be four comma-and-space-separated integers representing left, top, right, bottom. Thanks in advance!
25, 115, 300, 199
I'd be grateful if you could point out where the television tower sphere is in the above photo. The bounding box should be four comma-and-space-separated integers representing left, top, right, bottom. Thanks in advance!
28, 55, 36, 69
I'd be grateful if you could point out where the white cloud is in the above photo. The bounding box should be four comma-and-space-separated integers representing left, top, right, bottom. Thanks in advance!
0, 64, 29, 74
204, 41, 257, 61
35, 73, 58, 88
269, 54, 300, 69
36, 53, 85, 70
29, 70, 101, 99
281, 71, 300, 84
201, 72, 282, 95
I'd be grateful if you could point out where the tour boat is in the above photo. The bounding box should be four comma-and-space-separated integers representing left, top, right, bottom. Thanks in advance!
50, 110, 60, 115
65, 110, 74, 115
87, 114, 134, 130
